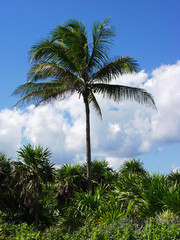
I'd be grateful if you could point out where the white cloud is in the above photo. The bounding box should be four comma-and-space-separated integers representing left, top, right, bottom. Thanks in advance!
106, 157, 127, 170
172, 164, 180, 173
0, 61, 180, 169
0, 108, 25, 157
108, 123, 121, 139
145, 61, 180, 143
157, 147, 162, 152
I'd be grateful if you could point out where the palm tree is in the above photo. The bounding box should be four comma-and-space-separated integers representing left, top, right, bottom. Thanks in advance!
82, 159, 117, 186
12, 18, 156, 191
120, 159, 146, 175
0, 153, 12, 188
13, 144, 54, 228
168, 171, 180, 185
0, 153, 13, 212
55, 163, 86, 204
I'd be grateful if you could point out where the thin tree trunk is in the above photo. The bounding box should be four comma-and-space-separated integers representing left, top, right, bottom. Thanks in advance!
34, 199, 38, 230
83, 95, 92, 191
34, 185, 38, 230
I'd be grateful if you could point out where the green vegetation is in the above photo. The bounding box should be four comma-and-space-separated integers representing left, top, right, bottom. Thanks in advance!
12, 18, 156, 191
0, 147, 179, 239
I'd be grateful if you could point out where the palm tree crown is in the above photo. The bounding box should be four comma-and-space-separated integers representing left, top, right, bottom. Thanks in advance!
13, 144, 54, 228
13, 18, 156, 191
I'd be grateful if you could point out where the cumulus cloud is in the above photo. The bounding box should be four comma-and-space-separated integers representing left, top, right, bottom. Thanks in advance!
0, 61, 180, 169
145, 61, 180, 143
106, 157, 127, 170
0, 108, 25, 157
172, 164, 180, 173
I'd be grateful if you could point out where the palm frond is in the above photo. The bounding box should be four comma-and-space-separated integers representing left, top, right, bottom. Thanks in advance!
92, 83, 156, 108
50, 20, 89, 72
12, 82, 75, 107
13, 82, 64, 97
88, 91, 102, 118
88, 17, 115, 71
28, 62, 77, 83
38, 88, 76, 106
91, 56, 139, 83
29, 40, 78, 73
51, 19, 87, 43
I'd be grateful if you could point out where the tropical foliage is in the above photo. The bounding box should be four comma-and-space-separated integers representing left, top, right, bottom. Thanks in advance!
0, 145, 179, 239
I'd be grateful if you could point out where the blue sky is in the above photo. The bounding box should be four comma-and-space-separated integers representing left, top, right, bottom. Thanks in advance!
0, 0, 180, 173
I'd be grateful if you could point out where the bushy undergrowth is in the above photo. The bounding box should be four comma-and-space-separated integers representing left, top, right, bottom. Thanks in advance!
1, 149, 180, 239
0, 214, 179, 239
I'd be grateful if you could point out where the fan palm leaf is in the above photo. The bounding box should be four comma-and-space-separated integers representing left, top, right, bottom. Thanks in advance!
14, 144, 54, 228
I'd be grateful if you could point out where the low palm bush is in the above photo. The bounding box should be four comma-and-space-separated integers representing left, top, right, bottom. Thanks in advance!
1, 155, 180, 238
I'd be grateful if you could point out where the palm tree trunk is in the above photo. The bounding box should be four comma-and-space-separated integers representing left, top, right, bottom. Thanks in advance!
83, 95, 92, 191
